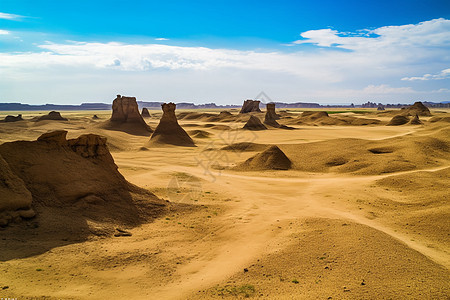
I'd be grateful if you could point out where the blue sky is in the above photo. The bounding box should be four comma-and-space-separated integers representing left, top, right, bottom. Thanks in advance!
1, 0, 449, 104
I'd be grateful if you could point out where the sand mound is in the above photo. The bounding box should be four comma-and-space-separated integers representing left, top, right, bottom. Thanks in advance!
0, 154, 34, 226
101, 95, 153, 136
4, 114, 23, 122
36, 111, 68, 121
240, 100, 262, 113
243, 115, 267, 130
203, 124, 232, 130
290, 111, 347, 126
337, 116, 382, 126
387, 115, 409, 126
409, 114, 423, 125
141, 107, 151, 118
429, 116, 450, 123
221, 142, 268, 152
149, 103, 195, 147
0, 130, 167, 229
188, 130, 211, 138
219, 111, 232, 117
401, 101, 431, 116
236, 145, 292, 170
279, 129, 449, 175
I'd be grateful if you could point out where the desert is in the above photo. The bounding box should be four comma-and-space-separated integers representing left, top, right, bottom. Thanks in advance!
0, 99, 449, 299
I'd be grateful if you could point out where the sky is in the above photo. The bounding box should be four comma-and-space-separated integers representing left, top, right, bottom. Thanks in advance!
0, 0, 449, 105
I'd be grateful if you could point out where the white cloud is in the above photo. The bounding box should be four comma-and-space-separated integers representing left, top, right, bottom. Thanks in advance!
402, 68, 450, 81
0, 12, 25, 20
0, 29, 10, 35
155, 38, 169, 41
293, 18, 450, 51
0, 18, 449, 104
362, 84, 415, 94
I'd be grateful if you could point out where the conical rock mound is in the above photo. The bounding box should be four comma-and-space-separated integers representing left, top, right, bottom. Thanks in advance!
387, 115, 409, 126
236, 145, 292, 170
409, 114, 423, 125
141, 107, 151, 118
37, 111, 68, 121
243, 115, 267, 130
402, 101, 431, 116
149, 102, 195, 147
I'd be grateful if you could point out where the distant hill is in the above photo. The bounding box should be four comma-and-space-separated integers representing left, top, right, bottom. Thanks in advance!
0, 100, 448, 111
0, 103, 111, 111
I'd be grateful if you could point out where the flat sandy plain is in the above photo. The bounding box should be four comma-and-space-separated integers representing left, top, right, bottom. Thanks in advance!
0, 108, 449, 299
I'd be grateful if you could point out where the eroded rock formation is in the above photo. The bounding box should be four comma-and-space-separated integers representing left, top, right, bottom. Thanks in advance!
0, 130, 166, 228
409, 114, 423, 125
402, 101, 431, 116
149, 103, 195, 146
243, 115, 267, 130
37, 111, 68, 121
264, 103, 281, 127
387, 115, 409, 126
141, 107, 151, 118
4, 114, 23, 122
240, 100, 262, 113
103, 95, 152, 135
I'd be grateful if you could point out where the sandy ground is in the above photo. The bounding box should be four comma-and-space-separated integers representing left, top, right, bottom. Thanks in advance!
0, 108, 449, 299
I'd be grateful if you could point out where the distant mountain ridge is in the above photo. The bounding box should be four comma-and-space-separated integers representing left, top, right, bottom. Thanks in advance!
0, 100, 448, 111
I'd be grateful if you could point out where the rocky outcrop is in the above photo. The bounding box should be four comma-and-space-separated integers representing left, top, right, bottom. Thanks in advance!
149, 103, 195, 146
0, 154, 34, 227
240, 100, 262, 113
377, 106, 385, 111
141, 108, 151, 118
4, 114, 23, 122
243, 115, 267, 130
0, 131, 167, 228
387, 115, 409, 126
402, 101, 431, 116
409, 114, 423, 125
37, 111, 68, 121
103, 95, 153, 136
236, 145, 292, 170
264, 103, 281, 127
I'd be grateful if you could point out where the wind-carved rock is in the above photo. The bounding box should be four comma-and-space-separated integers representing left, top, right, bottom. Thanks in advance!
240, 100, 262, 113
409, 114, 423, 125
141, 108, 151, 118
4, 114, 23, 122
0, 154, 34, 227
37, 111, 68, 121
243, 115, 267, 130
149, 103, 195, 146
103, 95, 153, 135
402, 101, 431, 116
264, 103, 281, 127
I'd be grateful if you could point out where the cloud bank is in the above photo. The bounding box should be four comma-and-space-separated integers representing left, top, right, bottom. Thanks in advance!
0, 18, 449, 104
